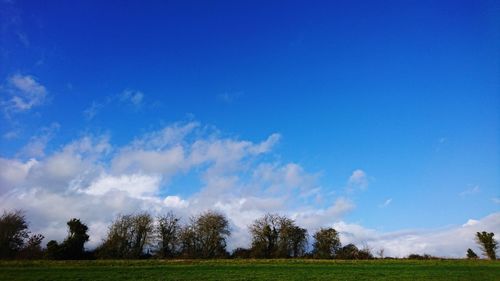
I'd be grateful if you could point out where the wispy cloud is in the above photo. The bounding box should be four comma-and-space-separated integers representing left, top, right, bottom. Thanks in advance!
1, 74, 48, 114
459, 185, 480, 197
120, 89, 144, 107
83, 89, 145, 120
379, 198, 392, 208
18, 122, 60, 158
83, 101, 104, 120
217, 91, 243, 104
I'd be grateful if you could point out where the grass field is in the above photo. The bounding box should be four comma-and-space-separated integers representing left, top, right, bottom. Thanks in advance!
0, 259, 499, 281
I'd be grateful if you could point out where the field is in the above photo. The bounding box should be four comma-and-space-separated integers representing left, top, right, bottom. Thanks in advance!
0, 259, 499, 281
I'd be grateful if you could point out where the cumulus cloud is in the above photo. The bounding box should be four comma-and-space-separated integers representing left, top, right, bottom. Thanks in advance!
1, 120, 494, 257
1, 74, 48, 113
0, 121, 331, 249
347, 169, 369, 190
334, 212, 500, 258
163, 196, 189, 208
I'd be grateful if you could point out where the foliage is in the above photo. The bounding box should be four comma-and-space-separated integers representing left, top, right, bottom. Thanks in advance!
62, 218, 90, 259
335, 244, 373, 260
407, 254, 438, 260
466, 248, 478, 259
231, 247, 252, 259
249, 214, 307, 258
0, 210, 29, 258
312, 227, 341, 259
475, 231, 498, 260
0, 210, 44, 259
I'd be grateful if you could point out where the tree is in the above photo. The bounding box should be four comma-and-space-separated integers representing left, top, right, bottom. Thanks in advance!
130, 213, 154, 258
231, 247, 252, 259
466, 248, 478, 259
312, 228, 341, 259
0, 210, 43, 259
249, 214, 307, 258
156, 211, 181, 258
194, 210, 230, 258
45, 240, 62, 259
179, 223, 197, 258
62, 218, 89, 259
0, 210, 29, 258
475, 231, 498, 260
336, 244, 359, 259
249, 214, 281, 258
17, 233, 44, 259
276, 217, 308, 258
97, 213, 154, 259
179, 211, 230, 258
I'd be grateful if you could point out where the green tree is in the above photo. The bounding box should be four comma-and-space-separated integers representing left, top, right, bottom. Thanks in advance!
45, 240, 62, 259
249, 214, 281, 258
62, 218, 89, 259
475, 231, 498, 260
312, 228, 341, 259
0, 210, 29, 258
336, 244, 359, 259
466, 248, 478, 259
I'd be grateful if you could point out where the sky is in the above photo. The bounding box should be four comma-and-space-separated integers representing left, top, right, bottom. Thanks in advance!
0, 0, 499, 258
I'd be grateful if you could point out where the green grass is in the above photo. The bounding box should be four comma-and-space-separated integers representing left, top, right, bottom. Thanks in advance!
0, 259, 499, 281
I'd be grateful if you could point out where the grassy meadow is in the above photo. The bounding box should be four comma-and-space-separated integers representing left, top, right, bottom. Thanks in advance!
0, 259, 499, 281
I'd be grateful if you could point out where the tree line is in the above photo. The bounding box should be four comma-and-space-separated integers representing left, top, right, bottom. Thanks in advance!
0, 209, 497, 260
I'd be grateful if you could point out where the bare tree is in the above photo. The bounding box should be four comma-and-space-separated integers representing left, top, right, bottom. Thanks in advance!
376, 248, 385, 259
156, 211, 181, 258
98, 212, 154, 259
250, 214, 307, 258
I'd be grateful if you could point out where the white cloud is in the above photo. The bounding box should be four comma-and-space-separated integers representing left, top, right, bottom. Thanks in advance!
492, 197, 500, 204
459, 185, 480, 197
1, 120, 493, 257
0, 121, 300, 249
163, 196, 189, 208
120, 89, 144, 107
83, 101, 104, 120
0, 157, 37, 194
83, 89, 145, 120
19, 122, 60, 158
84, 173, 161, 198
347, 169, 369, 190
333, 213, 500, 258
1, 74, 48, 112
379, 198, 392, 208
217, 91, 243, 104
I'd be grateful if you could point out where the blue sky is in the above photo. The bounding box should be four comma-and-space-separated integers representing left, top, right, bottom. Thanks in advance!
0, 0, 499, 257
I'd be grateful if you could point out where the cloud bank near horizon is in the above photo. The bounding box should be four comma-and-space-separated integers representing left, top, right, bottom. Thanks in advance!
0, 121, 498, 258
